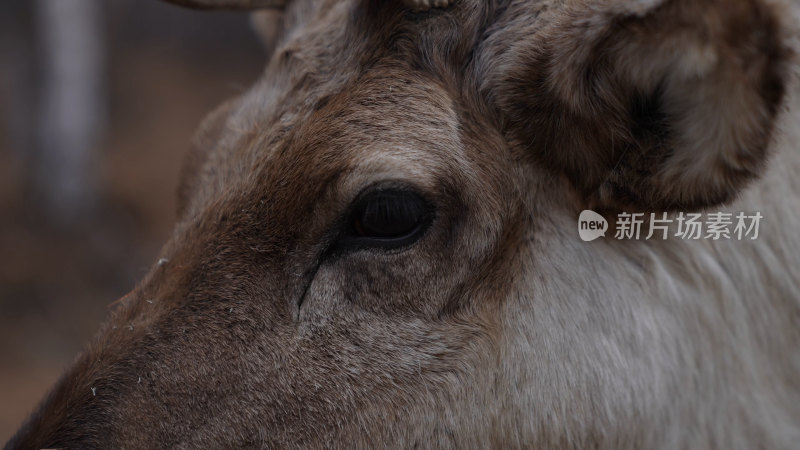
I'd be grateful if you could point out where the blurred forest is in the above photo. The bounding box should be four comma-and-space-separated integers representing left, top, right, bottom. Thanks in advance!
0, 0, 265, 440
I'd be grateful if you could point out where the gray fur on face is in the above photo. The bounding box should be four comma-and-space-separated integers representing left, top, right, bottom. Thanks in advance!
8, 0, 800, 448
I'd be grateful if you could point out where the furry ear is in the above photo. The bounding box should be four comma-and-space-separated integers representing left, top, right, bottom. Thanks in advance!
485, 0, 792, 211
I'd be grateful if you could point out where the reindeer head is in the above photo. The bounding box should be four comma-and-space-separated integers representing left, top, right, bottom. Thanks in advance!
8, 0, 794, 448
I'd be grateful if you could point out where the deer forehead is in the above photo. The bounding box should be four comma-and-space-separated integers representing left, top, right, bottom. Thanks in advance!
188, 43, 483, 224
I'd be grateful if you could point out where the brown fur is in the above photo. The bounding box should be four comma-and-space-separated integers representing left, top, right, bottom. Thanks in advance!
6, 0, 800, 448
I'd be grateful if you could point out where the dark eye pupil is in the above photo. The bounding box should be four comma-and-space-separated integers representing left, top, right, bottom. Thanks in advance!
354, 191, 426, 239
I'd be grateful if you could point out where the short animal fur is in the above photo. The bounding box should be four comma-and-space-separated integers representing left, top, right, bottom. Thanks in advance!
7, 0, 800, 448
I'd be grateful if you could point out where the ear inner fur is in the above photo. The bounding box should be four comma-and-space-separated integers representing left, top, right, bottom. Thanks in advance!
487, 0, 792, 212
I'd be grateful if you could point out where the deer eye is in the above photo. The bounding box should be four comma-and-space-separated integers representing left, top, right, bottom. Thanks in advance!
347, 189, 432, 249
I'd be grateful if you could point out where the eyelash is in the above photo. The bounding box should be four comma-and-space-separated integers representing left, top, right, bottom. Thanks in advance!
333, 186, 434, 253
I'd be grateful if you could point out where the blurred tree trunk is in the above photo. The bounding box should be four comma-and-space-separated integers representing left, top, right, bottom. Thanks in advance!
0, 2, 35, 166
35, 0, 105, 226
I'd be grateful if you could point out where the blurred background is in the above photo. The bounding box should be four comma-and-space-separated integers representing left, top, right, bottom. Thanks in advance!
0, 0, 265, 440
